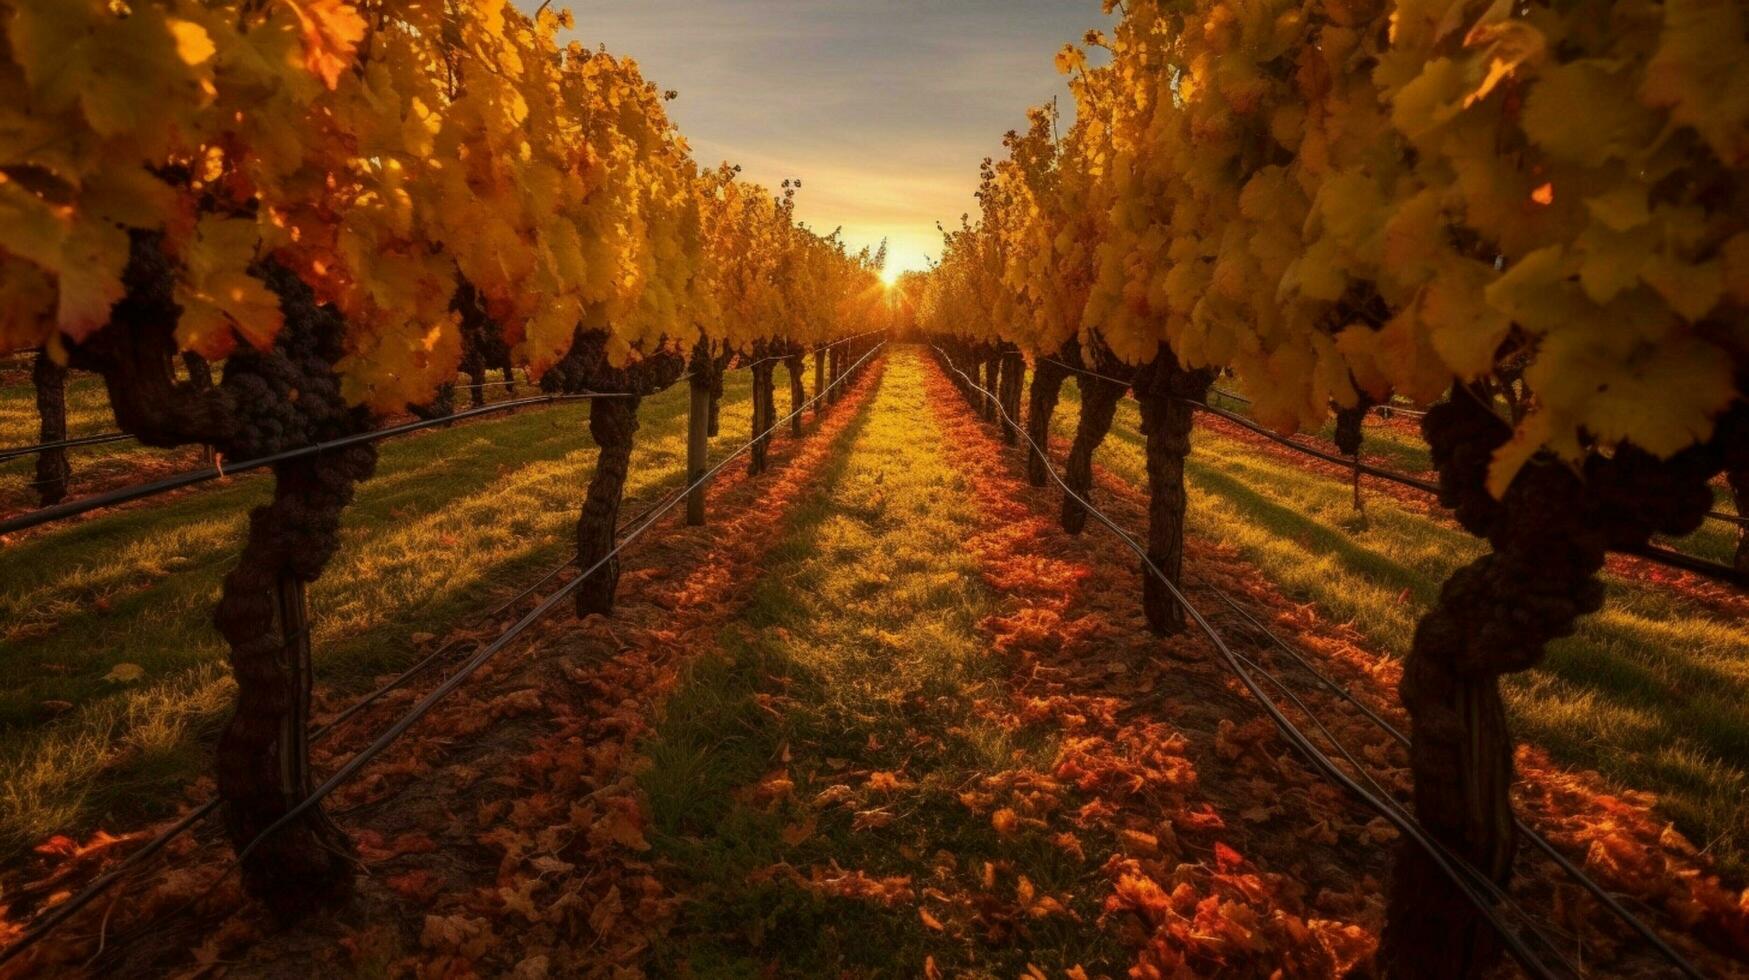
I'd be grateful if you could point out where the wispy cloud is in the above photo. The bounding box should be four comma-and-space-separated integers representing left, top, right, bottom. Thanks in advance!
528, 0, 1110, 273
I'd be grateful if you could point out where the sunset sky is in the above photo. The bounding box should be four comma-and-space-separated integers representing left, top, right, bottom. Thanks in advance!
543, 0, 1112, 278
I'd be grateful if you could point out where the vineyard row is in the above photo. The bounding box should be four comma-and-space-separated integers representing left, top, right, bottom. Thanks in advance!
931, 344, 1700, 980
0, 338, 886, 968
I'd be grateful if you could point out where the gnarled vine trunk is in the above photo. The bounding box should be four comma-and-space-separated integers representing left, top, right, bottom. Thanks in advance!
828, 343, 844, 404
981, 350, 1000, 422
787, 351, 806, 436
541, 328, 686, 618
32, 351, 71, 507
1062, 370, 1128, 535
182, 351, 214, 391
410, 383, 456, 422
1025, 349, 1071, 488
1134, 348, 1211, 635
814, 347, 826, 410
576, 394, 640, 617
461, 343, 488, 409
76, 239, 379, 912
211, 265, 376, 914
687, 341, 712, 526
708, 342, 730, 438
750, 344, 777, 475
1384, 390, 1744, 975
997, 344, 1024, 444
1333, 397, 1373, 524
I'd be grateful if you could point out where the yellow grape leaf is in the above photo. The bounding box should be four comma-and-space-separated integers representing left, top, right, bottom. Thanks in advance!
1527, 332, 1733, 463
1380, 188, 1446, 285
9, 1, 215, 146
0, 264, 56, 353
82, 167, 183, 233
1286, 239, 1348, 303
1575, 221, 1654, 305
1486, 411, 1556, 498
1334, 324, 1392, 402
56, 220, 131, 340
0, 180, 66, 270
1419, 260, 1509, 378
1641, 0, 1749, 165
1522, 60, 1656, 167
1350, 308, 1451, 405
1389, 58, 1468, 140
1583, 339, 1734, 457
1583, 184, 1652, 232
1462, 19, 1546, 108
1640, 254, 1723, 322
338, 307, 462, 413
175, 216, 282, 357
1483, 245, 1587, 336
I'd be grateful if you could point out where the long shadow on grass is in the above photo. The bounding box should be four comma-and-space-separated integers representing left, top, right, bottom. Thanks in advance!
1098, 420, 1439, 601
1056, 378, 1749, 876
0, 380, 740, 859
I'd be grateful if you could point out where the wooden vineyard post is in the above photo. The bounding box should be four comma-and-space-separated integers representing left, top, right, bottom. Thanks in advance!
32, 350, 71, 507
687, 373, 709, 526
1334, 401, 1370, 529
183, 353, 218, 468
273, 575, 316, 838
1731, 465, 1748, 576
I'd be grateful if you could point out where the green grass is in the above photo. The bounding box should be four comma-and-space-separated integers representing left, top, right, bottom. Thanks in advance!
0, 367, 535, 509
1055, 377, 1749, 878
0, 372, 178, 506
640, 351, 1124, 977
0, 372, 760, 860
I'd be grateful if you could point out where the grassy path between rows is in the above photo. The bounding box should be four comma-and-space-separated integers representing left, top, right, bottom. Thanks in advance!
0, 373, 767, 860
638, 350, 1126, 976
1050, 376, 1749, 878
9, 354, 893, 977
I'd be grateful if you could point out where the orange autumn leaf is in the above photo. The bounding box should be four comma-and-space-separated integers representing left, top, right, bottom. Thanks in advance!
288, 0, 367, 90
592, 806, 650, 852
780, 814, 817, 847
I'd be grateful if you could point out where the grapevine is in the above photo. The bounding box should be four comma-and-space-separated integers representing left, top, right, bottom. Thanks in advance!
916, 0, 1747, 969
0, 0, 882, 904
